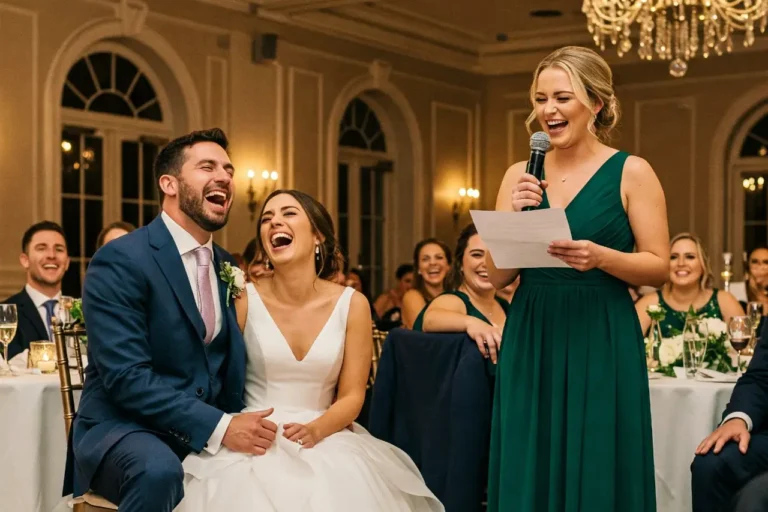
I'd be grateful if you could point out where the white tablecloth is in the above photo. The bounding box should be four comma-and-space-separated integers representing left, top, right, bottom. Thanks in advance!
0, 373, 80, 512
649, 377, 736, 512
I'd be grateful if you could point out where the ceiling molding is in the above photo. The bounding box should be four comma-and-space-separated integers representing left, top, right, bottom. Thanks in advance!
258, 0, 379, 15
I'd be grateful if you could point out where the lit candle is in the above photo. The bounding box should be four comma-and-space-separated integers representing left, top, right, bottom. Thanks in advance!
38, 352, 55, 373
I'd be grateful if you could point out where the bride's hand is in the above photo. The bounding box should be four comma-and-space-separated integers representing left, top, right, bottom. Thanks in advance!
283, 422, 319, 448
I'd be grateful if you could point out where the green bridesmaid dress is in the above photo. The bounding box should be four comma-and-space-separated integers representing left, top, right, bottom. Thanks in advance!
487, 151, 656, 512
411, 290, 509, 332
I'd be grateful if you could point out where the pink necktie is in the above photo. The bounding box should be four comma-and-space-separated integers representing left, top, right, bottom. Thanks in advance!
194, 247, 215, 343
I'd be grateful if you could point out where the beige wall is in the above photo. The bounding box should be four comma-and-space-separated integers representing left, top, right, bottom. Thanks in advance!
0, 0, 482, 297
483, 51, 768, 278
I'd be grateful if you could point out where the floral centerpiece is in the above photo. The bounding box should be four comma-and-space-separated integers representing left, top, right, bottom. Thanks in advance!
652, 305, 735, 377
70, 298, 87, 343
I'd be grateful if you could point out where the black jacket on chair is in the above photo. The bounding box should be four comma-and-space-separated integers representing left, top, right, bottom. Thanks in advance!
369, 328, 495, 512
3, 288, 49, 359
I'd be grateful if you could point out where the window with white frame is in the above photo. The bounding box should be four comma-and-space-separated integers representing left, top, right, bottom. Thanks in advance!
60, 48, 170, 296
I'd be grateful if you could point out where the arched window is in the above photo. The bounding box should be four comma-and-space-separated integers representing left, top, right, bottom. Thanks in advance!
60, 46, 170, 296
337, 98, 391, 296
730, 109, 768, 270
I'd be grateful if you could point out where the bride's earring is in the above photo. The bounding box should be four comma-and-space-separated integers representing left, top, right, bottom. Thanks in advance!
315, 244, 320, 263
264, 259, 271, 270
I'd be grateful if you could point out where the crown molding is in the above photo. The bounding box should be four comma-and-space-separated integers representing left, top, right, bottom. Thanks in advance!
258, 0, 379, 15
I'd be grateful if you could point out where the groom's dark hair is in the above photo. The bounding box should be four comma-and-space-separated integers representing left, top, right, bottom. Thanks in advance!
154, 128, 229, 203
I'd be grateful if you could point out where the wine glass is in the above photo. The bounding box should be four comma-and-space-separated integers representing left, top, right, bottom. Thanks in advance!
747, 301, 763, 354
0, 304, 18, 376
59, 296, 74, 327
729, 316, 753, 377
683, 317, 708, 378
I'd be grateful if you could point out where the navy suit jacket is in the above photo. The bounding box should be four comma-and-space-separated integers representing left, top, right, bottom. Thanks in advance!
369, 329, 494, 512
70, 216, 246, 495
722, 321, 768, 431
3, 287, 49, 359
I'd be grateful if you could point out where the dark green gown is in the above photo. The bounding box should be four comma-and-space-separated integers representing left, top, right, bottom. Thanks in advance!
657, 289, 723, 338
487, 151, 656, 512
411, 290, 509, 332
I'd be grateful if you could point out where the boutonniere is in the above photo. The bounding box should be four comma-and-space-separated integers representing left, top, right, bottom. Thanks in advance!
219, 262, 246, 307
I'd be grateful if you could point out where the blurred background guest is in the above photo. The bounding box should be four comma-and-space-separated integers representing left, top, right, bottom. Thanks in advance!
373, 263, 414, 331
241, 237, 273, 281
636, 232, 744, 336
95, 221, 135, 251
4, 221, 70, 359
417, 223, 508, 363
401, 238, 451, 329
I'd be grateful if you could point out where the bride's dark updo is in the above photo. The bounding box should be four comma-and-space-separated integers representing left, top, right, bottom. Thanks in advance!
256, 189, 344, 280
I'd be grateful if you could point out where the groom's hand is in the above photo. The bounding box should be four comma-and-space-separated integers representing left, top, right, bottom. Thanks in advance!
222, 408, 278, 455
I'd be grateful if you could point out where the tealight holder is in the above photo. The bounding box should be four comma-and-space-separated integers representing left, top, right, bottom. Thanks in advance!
28, 341, 56, 373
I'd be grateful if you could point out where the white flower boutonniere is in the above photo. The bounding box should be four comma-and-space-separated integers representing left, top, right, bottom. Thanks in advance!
219, 262, 246, 307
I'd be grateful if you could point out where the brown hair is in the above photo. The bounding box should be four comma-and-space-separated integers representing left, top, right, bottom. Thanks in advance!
96, 221, 136, 250
665, 232, 713, 292
526, 46, 620, 143
256, 189, 343, 280
411, 237, 451, 302
447, 223, 478, 290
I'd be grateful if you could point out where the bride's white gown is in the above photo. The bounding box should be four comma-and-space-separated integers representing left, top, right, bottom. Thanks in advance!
177, 285, 443, 511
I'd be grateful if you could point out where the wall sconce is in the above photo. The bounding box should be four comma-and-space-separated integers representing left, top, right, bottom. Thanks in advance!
247, 169, 279, 221
452, 187, 480, 226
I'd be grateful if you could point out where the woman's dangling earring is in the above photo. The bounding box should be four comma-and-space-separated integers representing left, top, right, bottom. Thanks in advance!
315, 244, 320, 263
264, 259, 271, 270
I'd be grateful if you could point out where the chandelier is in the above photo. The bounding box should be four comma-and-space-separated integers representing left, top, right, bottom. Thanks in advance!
582, 0, 768, 77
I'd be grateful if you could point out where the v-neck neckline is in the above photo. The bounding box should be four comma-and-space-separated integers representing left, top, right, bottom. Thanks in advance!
542, 150, 621, 211
255, 287, 349, 362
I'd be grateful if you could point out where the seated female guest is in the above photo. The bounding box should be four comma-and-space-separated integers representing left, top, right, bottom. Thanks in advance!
401, 238, 451, 329
740, 247, 768, 334
373, 264, 414, 330
636, 232, 744, 336
416, 223, 509, 364
95, 221, 135, 250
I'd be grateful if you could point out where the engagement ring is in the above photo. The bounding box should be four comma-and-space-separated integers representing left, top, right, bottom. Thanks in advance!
298, 439, 304, 446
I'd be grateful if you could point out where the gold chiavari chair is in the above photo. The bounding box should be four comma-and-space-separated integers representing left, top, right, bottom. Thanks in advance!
369, 328, 388, 388
52, 318, 118, 511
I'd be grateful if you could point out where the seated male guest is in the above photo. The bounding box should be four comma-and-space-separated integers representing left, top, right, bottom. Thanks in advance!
3, 221, 69, 359
692, 320, 768, 511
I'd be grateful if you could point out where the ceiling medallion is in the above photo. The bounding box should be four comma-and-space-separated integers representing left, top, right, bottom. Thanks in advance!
582, 0, 768, 77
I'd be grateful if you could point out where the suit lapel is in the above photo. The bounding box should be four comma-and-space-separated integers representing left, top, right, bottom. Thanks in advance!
148, 218, 206, 341
19, 290, 49, 340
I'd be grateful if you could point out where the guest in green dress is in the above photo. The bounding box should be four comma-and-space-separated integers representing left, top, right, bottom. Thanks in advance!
486, 46, 670, 512
636, 232, 744, 337
401, 238, 451, 329
413, 223, 509, 363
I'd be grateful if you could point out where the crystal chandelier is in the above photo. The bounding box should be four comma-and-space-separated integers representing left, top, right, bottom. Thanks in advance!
582, 0, 768, 77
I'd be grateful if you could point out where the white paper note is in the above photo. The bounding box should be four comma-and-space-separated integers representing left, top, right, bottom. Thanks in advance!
469, 209, 573, 269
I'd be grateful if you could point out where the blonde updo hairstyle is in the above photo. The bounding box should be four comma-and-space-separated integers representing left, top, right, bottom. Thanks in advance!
526, 46, 620, 143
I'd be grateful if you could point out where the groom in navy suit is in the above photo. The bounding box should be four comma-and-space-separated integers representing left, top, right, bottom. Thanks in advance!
692, 320, 768, 512
71, 128, 277, 511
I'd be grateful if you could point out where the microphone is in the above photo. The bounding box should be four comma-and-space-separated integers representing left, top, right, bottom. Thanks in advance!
523, 131, 551, 211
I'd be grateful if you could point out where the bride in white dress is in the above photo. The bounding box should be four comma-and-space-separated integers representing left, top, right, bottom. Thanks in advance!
177, 190, 443, 512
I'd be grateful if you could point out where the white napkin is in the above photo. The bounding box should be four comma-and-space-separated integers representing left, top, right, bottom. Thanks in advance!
0, 349, 37, 375
695, 368, 739, 383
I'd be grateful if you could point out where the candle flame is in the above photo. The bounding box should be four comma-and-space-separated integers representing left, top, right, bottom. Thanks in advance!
42, 352, 50, 362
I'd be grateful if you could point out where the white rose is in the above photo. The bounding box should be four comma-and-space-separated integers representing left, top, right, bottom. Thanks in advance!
232, 269, 246, 289
664, 335, 684, 360
702, 317, 727, 337
659, 343, 678, 366
647, 304, 662, 314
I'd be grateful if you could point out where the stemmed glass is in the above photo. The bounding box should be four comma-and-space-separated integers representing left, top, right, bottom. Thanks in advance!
747, 302, 763, 355
59, 296, 74, 328
0, 304, 19, 376
683, 317, 708, 378
729, 316, 753, 377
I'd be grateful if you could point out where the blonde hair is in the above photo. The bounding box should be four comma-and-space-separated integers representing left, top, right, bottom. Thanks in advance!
526, 46, 620, 143
665, 232, 714, 292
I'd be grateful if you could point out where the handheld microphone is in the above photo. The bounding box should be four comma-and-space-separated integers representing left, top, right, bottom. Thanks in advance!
523, 131, 551, 211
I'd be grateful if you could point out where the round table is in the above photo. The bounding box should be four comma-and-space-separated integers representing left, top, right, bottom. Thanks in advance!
0, 373, 80, 512
649, 377, 736, 512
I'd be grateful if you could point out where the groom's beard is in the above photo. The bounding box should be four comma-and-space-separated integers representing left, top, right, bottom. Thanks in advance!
178, 178, 230, 232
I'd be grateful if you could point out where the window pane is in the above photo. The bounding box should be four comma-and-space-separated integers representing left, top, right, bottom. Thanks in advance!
61, 131, 81, 194
338, 215, 348, 259
115, 55, 139, 95
143, 204, 158, 226
62, 198, 81, 258
138, 102, 163, 122
744, 174, 768, 221
361, 167, 372, 216
84, 136, 103, 196
90, 93, 133, 117
85, 200, 103, 258
129, 75, 156, 111
360, 218, 371, 265
371, 133, 387, 153
61, 84, 85, 110
89, 52, 112, 90
142, 143, 159, 200
337, 163, 348, 214
745, 225, 768, 256
122, 202, 139, 228
62, 264, 81, 298
122, 141, 139, 199
66, 58, 97, 99
375, 170, 384, 216
339, 130, 367, 149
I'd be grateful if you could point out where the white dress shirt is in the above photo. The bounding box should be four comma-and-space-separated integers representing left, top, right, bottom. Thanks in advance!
24, 284, 61, 339
161, 212, 231, 454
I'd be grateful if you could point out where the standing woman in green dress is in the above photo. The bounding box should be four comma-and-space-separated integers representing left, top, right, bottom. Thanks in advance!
486, 46, 669, 512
